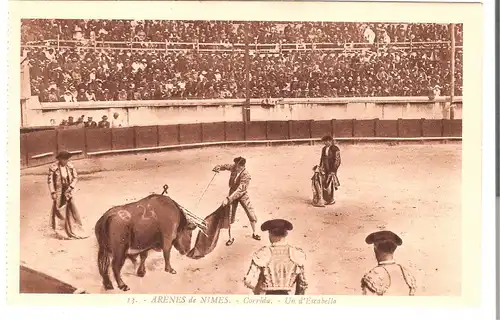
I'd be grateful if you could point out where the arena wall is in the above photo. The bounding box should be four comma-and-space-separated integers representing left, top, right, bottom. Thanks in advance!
20, 118, 462, 169
23, 96, 463, 128
20, 264, 85, 294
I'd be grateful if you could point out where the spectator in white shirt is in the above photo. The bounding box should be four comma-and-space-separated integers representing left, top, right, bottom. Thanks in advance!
90, 30, 96, 43
432, 85, 441, 97
73, 25, 83, 40
98, 27, 108, 39
111, 112, 124, 128
116, 61, 123, 71
364, 25, 375, 44
166, 82, 174, 92
45, 48, 56, 62
215, 69, 222, 82
199, 71, 207, 82
132, 60, 140, 72
139, 59, 147, 71
178, 80, 186, 89
89, 66, 97, 78
382, 30, 391, 44
61, 90, 75, 102
86, 89, 96, 101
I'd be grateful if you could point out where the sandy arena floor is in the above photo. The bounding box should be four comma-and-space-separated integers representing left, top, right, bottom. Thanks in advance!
19, 142, 462, 295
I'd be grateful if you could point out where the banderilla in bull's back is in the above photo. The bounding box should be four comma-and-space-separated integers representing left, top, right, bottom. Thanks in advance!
94, 193, 205, 291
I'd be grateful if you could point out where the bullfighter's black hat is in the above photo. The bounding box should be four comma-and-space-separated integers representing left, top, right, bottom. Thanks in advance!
321, 135, 333, 142
365, 230, 403, 246
261, 219, 294, 235
233, 156, 246, 166
56, 151, 72, 160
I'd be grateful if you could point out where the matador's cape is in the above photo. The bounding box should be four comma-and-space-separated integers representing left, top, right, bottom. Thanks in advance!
311, 166, 340, 205
186, 205, 232, 259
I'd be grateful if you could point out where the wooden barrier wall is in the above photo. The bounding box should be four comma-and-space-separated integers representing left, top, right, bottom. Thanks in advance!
20, 265, 84, 294
20, 118, 462, 169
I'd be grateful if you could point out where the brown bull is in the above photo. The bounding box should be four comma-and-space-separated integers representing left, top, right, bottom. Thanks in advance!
94, 194, 197, 291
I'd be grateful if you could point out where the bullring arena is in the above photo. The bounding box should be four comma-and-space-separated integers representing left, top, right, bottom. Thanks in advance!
18, 19, 464, 296
20, 140, 461, 296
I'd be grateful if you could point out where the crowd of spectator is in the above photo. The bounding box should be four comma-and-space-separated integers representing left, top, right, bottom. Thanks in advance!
22, 20, 463, 102
22, 19, 463, 45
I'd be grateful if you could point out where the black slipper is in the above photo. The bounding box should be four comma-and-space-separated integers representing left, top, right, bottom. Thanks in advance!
226, 238, 234, 246
252, 234, 261, 241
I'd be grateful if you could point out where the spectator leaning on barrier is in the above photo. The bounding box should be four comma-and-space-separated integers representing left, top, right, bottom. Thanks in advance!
111, 112, 124, 128
84, 116, 97, 128
74, 115, 85, 127
98, 115, 110, 128
61, 90, 75, 102
76, 88, 88, 102
47, 88, 59, 102
86, 89, 96, 101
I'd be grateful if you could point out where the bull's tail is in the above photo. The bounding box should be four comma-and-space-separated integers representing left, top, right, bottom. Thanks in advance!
95, 214, 112, 281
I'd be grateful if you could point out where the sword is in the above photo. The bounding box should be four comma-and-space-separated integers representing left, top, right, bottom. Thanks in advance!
194, 171, 218, 209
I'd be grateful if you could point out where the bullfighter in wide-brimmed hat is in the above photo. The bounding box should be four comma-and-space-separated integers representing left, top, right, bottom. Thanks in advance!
243, 219, 308, 295
47, 151, 88, 240
312, 135, 341, 207
361, 230, 416, 296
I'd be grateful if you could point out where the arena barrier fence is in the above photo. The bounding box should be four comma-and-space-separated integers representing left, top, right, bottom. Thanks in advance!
20, 118, 462, 169
20, 264, 87, 294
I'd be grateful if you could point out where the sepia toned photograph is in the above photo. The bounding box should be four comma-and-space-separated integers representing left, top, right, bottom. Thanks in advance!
8, 0, 484, 306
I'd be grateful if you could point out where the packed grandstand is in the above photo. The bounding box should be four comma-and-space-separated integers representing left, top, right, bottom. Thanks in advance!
21, 19, 463, 102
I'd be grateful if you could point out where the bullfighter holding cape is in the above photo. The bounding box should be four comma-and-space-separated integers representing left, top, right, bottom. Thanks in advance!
187, 156, 261, 259
213, 156, 261, 245
312, 135, 341, 207
48, 151, 88, 240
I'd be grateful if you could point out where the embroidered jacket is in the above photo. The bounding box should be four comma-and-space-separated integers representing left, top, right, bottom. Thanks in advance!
361, 261, 417, 296
243, 243, 308, 295
48, 162, 78, 194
